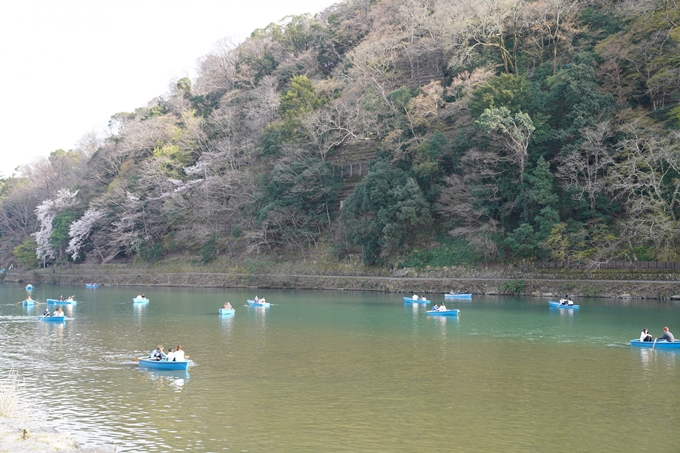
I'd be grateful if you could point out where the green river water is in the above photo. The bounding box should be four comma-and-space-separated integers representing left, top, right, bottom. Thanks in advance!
1, 283, 679, 452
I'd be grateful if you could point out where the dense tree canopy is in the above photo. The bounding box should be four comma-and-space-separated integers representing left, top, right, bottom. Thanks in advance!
2, 0, 680, 268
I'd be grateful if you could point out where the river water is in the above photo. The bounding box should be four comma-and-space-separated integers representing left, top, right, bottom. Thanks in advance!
1, 283, 679, 451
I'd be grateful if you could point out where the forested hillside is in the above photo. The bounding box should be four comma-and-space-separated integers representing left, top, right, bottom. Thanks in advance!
2, 0, 680, 269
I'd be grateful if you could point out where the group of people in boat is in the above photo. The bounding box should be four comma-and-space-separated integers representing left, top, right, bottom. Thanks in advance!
558, 298, 574, 306
136, 294, 147, 299
223, 302, 233, 309
43, 307, 64, 317
449, 290, 468, 295
640, 327, 675, 342
431, 303, 448, 311
149, 344, 185, 361
253, 296, 266, 303
411, 294, 427, 301
58, 295, 74, 301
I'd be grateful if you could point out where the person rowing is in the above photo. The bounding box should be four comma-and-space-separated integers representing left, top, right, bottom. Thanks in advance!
43, 308, 50, 317
149, 345, 166, 361
657, 327, 675, 342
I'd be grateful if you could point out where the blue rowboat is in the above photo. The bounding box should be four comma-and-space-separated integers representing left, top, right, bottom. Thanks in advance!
247, 300, 270, 308
23, 299, 35, 306
39, 315, 65, 323
219, 308, 235, 315
85, 283, 99, 288
26, 284, 34, 291
630, 339, 680, 349
549, 301, 579, 309
445, 293, 472, 299
403, 297, 430, 304
47, 299, 77, 305
138, 358, 190, 370
427, 309, 460, 316
133, 297, 149, 304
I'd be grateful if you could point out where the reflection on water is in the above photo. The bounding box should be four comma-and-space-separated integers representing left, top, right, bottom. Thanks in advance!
638, 348, 678, 374
140, 369, 189, 392
549, 306, 577, 317
220, 313, 234, 337
134, 302, 146, 321
1, 285, 680, 451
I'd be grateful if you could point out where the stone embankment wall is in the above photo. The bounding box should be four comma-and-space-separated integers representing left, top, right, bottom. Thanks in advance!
4, 265, 680, 300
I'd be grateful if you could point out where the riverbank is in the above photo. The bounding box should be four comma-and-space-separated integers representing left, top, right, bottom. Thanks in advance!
0, 418, 117, 452
0, 370, 116, 453
4, 255, 680, 299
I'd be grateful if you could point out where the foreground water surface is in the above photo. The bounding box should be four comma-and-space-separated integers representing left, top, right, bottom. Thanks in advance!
1, 283, 679, 451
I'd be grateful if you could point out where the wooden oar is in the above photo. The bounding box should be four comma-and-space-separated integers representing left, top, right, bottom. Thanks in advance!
652, 338, 657, 350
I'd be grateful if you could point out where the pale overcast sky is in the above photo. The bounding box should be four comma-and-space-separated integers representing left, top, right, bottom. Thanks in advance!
0, 0, 338, 178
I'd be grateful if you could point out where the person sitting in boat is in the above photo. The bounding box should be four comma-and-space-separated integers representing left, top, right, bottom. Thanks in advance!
174, 344, 185, 361
149, 345, 166, 361
53, 307, 64, 317
58, 295, 64, 301
254, 296, 259, 303
420, 296, 427, 301
141, 294, 146, 299
166, 347, 175, 362
412, 294, 419, 300
223, 302, 233, 309
26, 295, 33, 301
640, 328, 653, 342
432, 303, 440, 311
66, 296, 74, 302
439, 303, 447, 311
657, 327, 675, 342
43, 308, 50, 317
137, 294, 142, 298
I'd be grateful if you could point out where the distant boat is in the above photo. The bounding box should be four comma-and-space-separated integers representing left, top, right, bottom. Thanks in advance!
247, 299, 270, 308
133, 297, 149, 304
548, 301, 579, 309
445, 293, 472, 299
47, 299, 77, 305
403, 297, 430, 304
219, 308, 235, 315
85, 283, 99, 288
39, 315, 65, 323
630, 339, 680, 349
426, 309, 460, 316
26, 284, 34, 291
138, 358, 190, 370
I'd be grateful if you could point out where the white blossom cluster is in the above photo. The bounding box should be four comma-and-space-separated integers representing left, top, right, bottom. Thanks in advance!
33, 189, 78, 261
66, 208, 105, 260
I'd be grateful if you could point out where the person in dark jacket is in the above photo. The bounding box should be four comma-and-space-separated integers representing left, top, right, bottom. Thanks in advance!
657, 327, 675, 342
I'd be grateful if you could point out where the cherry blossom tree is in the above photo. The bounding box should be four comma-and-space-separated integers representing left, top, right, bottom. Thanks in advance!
33, 189, 78, 263
66, 209, 105, 260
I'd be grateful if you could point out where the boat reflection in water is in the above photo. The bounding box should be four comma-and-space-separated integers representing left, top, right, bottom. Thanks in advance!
220, 314, 234, 337
637, 346, 678, 373
139, 368, 190, 392
134, 302, 147, 320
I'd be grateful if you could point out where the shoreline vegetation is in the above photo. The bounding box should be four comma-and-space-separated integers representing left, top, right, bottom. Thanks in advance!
3, 2, 680, 295
0, 369, 115, 453
4, 256, 680, 300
